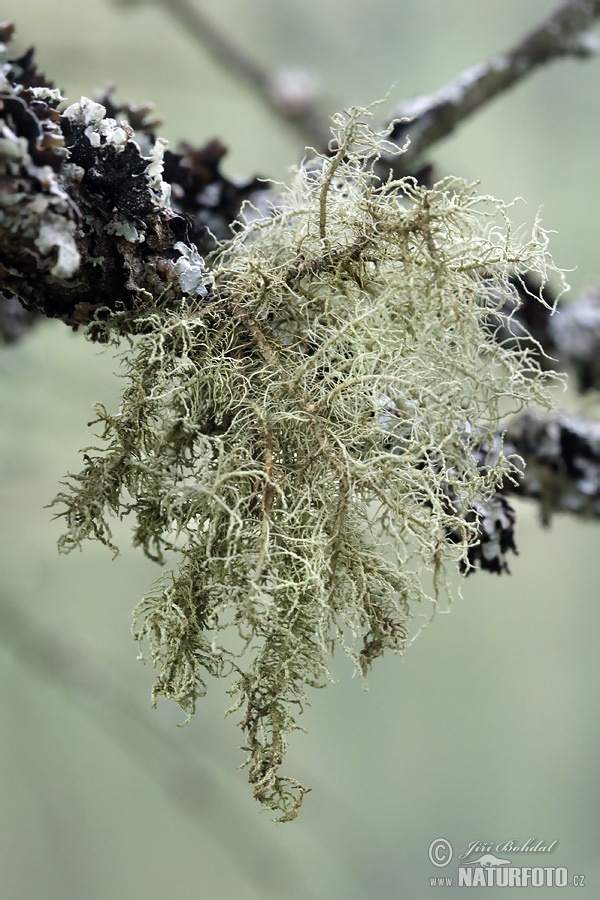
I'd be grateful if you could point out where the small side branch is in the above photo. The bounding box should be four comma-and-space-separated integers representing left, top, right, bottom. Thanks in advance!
117, 0, 331, 149
383, 0, 600, 175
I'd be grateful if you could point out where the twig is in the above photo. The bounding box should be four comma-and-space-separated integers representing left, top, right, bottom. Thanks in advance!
383, 0, 600, 175
116, 0, 331, 149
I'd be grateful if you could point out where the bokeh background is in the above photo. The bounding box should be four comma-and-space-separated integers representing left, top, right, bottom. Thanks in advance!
1, 1, 599, 897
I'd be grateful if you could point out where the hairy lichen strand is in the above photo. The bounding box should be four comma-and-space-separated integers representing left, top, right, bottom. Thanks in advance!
54, 106, 563, 820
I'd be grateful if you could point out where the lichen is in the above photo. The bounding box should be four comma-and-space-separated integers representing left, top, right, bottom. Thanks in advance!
53, 106, 562, 820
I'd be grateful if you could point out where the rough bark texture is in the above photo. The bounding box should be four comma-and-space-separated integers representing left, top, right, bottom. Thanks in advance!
0, 30, 267, 336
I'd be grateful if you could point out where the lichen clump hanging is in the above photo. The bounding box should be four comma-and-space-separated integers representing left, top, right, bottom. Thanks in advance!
55, 107, 559, 820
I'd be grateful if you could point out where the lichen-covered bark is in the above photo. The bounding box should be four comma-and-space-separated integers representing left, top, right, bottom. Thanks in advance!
505, 410, 600, 523
0, 30, 267, 336
0, 47, 195, 332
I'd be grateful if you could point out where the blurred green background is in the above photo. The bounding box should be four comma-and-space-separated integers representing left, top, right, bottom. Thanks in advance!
1, 1, 599, 897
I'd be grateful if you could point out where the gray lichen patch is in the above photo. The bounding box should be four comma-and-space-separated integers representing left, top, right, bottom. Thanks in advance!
0, 120, 81, 282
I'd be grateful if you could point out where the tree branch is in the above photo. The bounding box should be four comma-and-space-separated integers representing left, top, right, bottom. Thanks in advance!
505, 409, 600, 524
448, 407, 600, 576
383, 0, 600, 175
3, 15, 600, 528
4, 0, 600, 334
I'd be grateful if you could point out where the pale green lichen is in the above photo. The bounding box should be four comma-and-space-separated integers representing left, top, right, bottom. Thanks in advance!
53, 107, 563, 820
